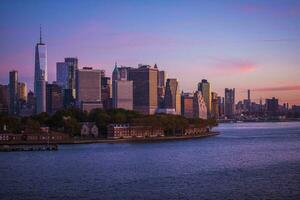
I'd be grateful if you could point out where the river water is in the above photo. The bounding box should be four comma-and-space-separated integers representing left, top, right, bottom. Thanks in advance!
1, 122, 300, 199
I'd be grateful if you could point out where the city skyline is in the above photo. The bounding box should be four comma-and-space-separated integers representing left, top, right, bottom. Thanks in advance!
0, 0, 300, 105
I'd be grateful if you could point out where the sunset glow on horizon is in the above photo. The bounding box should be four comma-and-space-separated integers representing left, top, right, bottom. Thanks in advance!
0, 0, 299, 105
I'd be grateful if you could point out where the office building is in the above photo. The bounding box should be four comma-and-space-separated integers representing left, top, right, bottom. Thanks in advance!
181, 92, 194, 118
193, 91, 207, 119
128, 65, 158, 115
0, 84, 9, 114
101, 76, 112, 109
17, 82, 27, 102
112, 80, 133, 110
56, 62, 69, 88
225, 88, 235, 118
34, 27, 47, 113
198, 79, 211, 117
76, 67, 102, 111
164, 78, 181, 115
9, 70, 18, 115
211, 92, 219, 119
46, 83, 63, 114
157, 69, 166, 108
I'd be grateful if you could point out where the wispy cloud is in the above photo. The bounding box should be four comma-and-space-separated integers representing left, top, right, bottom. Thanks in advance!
253, 85, 300, 92
238, 2, 300, 17
208, 57, 256, 75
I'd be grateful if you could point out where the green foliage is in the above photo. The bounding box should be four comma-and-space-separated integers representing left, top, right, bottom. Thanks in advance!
25, 118, 40, 133
63, 118, 80, 136
0, 107, 217, 136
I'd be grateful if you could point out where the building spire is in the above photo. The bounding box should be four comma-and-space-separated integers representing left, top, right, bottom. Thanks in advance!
40, 24, 42, 44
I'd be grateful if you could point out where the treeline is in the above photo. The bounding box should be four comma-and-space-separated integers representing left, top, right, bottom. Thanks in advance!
0, 108, 217, 137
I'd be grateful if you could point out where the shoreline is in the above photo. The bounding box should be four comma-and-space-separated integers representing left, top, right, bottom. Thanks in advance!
0, 132, 219, 146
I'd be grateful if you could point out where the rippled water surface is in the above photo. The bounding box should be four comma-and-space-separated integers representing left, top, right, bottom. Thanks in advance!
1, 122, 300, 200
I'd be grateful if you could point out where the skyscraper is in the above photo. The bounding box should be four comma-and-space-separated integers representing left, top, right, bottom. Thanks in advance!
17, 82, 27, 102
128, 65, 158, 115
113, 80, 133, 110
101, 76, 112, 109
34, 27, 47, 113
76, 67, 102, 111
46, 83, 63, 114
9, 70, 18, 115
225, 88, 235, 118
56, 62, 69, 88
181, 92, 194, 118
198, 79, 211, 117
0, 84, 9, 114
193, 91, 207, 119
157, 69, 166, 108
56, 58, 78, 107
164, 78, 181, 115
211, 92, 219, 119
64, 57, 78, 97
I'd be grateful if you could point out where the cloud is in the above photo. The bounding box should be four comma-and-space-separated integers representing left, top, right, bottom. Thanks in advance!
238, 2, 300, 17
253, 85, 300, 92
208, 57, 256, 75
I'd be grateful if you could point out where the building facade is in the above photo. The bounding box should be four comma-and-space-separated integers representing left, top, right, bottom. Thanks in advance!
34, 28, 47, 113
181, 92, 194, 118
193, 91, 207, 119
198, 79, 211, 117
112, 80, 133, 110
225, 88, 235, 118
128, 65, 158, 115
76, 67, 102, 111
9, 70, 18, 115
46, 83, 63, 114
164, 78, 181, 115
211, 92, 219, 119
0, 85, 9, 114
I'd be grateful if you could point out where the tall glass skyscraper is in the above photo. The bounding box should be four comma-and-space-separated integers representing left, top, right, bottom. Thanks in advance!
34, 27, 47, 113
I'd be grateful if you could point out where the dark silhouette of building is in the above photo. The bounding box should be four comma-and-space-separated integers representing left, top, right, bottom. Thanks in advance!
9, 70, 18, 115
225, 88, 235, 118
266, 97, 279, 116
46, 83, 63, 114
0, 84, 9, 114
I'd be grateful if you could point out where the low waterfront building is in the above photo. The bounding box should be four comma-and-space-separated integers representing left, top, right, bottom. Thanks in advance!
184, 126, 208, 135
107, 124, 164, 139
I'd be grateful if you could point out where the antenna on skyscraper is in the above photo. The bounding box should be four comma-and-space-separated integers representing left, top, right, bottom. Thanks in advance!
40, 24, 42, 44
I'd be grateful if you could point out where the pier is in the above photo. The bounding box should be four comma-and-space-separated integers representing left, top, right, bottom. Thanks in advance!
0, 144, 58, 152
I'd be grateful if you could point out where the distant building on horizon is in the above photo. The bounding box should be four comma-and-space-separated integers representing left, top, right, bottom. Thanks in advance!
198, 79, 211, 117
34, 27, 47, 113
225, 88, 235, 118
266, 97, 279, 116
128, 65, 158, 115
